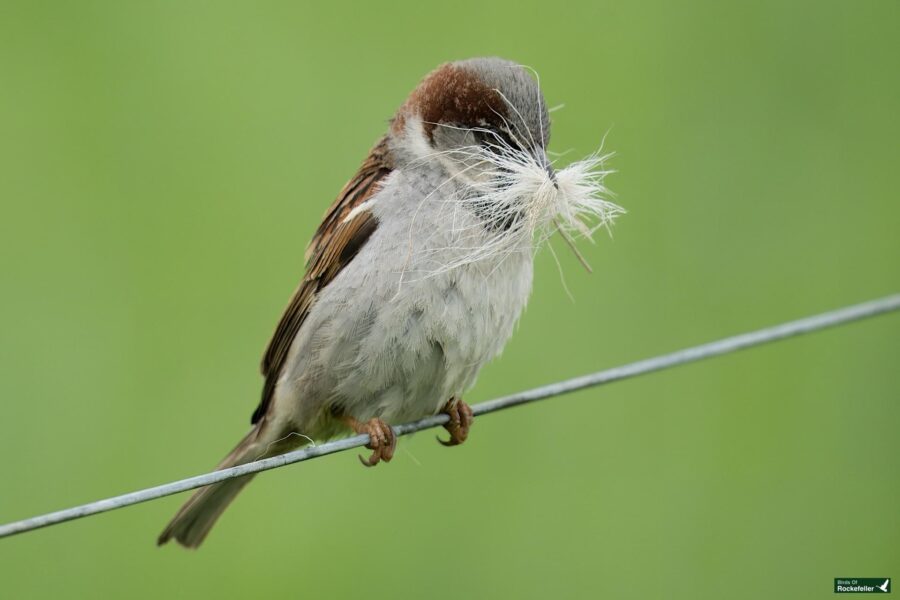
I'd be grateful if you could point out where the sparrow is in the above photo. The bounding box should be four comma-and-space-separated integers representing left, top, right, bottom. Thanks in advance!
158, 56, 621, 548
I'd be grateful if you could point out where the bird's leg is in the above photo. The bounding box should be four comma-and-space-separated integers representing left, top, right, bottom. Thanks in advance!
436, 397, 474, 447
342, 415, 396, 467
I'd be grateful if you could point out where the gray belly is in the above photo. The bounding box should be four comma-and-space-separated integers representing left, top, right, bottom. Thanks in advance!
271, 245, 533, 438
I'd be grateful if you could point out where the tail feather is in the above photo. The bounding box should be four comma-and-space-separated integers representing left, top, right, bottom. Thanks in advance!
158, 427, 269, 548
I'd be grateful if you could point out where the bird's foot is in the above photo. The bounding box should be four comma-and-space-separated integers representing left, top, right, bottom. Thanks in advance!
343, 416, 396, 467
437, 397, 474, 447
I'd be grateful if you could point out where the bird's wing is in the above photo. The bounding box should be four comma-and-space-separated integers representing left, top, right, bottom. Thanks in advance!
252, 136, 394, 424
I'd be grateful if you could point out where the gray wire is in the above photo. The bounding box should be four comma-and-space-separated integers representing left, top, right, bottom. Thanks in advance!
1, 293, 898, 540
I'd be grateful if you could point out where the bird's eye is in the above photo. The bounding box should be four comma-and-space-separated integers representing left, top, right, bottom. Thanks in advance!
474, 129, 516, 154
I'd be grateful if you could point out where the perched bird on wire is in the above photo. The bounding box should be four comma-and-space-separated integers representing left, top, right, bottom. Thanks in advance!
158, 56, 621, 548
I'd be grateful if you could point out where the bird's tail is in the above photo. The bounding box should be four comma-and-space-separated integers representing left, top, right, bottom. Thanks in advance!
157, 426, 292, 548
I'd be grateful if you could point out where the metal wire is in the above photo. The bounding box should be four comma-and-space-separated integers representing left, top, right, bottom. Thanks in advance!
1, 293, 898, 540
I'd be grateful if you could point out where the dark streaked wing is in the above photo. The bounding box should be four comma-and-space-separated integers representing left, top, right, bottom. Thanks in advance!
252, 137, 394, 424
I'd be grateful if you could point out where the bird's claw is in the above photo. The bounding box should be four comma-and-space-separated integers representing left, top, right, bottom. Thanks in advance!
350, 418, 396, 467
436, 398, 473, 447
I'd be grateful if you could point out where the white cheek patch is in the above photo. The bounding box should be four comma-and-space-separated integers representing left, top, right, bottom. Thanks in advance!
404, 117, 436, 162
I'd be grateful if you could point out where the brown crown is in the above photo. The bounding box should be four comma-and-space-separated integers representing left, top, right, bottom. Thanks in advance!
393, 63, 508, 141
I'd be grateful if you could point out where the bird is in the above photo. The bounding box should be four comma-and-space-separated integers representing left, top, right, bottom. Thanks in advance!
158, 56, 621, 548
878, 580, 890, 593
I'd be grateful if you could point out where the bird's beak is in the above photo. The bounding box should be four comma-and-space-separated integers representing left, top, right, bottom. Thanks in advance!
541, 154, 558, 189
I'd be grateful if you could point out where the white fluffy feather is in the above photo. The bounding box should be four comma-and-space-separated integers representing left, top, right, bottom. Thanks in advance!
417, 130, 623, 276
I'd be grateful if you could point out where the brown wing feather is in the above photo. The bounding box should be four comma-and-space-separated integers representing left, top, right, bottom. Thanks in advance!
252, 136, 393, 424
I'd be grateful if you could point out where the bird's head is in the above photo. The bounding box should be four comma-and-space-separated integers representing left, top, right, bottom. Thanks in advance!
390, 57, 552, 185
388, 57, 622, 271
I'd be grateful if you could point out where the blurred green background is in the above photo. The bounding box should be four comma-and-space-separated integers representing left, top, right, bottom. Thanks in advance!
1, 1, 898, 598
